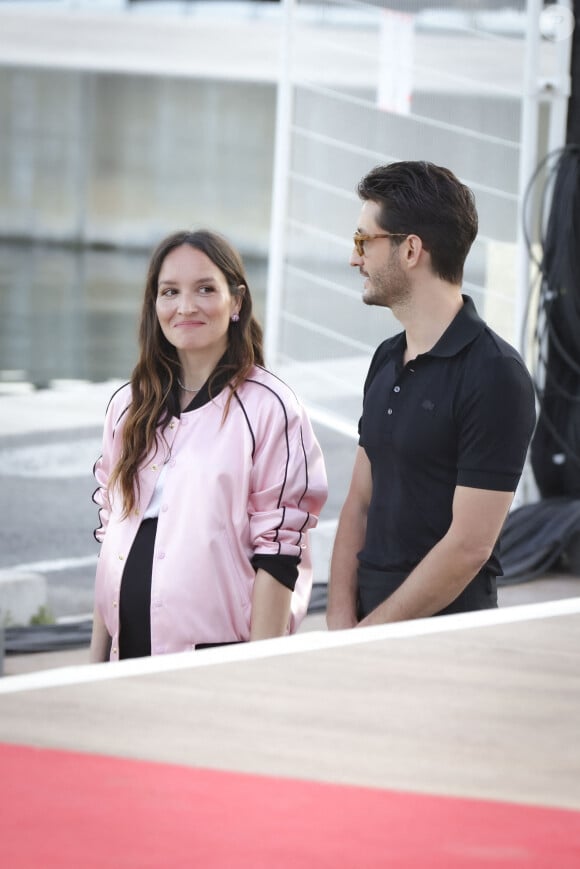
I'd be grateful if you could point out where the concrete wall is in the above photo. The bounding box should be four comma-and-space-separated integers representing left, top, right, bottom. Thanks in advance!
0, 66, 276, 255
1, 63, 542, 253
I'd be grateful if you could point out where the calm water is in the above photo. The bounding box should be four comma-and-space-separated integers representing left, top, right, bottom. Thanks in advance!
0, 241, 267, 386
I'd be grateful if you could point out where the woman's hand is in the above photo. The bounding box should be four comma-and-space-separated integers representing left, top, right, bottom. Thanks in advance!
250, 569, 293, 641
89, 607, 112, 662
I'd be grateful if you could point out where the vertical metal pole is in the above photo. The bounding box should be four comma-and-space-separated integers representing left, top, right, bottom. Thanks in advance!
545, 1, 573, 157
515, 0, 543, 357
512, 0, 543, 508
264, 0, 295, 367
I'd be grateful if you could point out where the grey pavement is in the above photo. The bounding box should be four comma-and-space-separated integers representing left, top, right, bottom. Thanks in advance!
0, 381, 124, 623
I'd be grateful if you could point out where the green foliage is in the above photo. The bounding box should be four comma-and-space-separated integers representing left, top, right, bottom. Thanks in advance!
29, 605, 55, 626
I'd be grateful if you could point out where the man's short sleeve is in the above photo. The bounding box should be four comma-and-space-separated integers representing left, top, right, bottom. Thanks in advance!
456, 355, 536, 491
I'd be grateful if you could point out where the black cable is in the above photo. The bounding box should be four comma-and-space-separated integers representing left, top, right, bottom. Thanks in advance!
497, 146, 580, 582
521, 145, 580, 484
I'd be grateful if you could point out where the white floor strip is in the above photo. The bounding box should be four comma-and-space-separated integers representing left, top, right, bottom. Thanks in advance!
1, 596, 579, 695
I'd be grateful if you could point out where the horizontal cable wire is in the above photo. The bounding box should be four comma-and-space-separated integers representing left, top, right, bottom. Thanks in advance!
289, 171, 359, 202
291, 18, 525, 101
290, 157, 519, 203
292, 124, 400, 163
281, 310, 377, 354
292, 80, 521, 149
287, 216, 347, 247
286, 264, 361, 301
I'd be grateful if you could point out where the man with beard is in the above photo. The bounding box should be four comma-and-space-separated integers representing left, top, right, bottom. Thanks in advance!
326, 161, 536, 629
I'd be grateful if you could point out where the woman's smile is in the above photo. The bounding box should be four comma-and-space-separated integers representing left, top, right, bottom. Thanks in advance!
155, 245, 239, 362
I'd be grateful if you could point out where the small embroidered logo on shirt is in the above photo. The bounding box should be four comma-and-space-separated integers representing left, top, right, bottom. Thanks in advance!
422, 399, 435, 411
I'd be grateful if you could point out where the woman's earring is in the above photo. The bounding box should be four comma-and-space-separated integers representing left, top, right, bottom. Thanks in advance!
231, 313, 240, 323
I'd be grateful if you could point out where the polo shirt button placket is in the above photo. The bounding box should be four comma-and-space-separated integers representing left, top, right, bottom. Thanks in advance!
387, 382, 401, 417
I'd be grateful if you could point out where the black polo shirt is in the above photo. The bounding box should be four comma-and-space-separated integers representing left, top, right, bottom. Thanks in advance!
358, 295, 536, 579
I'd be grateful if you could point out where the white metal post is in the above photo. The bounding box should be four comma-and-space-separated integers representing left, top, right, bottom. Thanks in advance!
544, 1, 574, 164
264, 0, 295, 367
515, 0, 543, 357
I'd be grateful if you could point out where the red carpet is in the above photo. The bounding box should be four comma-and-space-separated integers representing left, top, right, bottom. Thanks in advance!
1, 742, 579, 867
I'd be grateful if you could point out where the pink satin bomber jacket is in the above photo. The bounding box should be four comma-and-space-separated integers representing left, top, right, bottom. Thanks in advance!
93, 366, 328, 659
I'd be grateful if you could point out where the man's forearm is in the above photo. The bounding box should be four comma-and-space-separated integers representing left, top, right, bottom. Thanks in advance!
357, 486, 514, 626
327, 446, 372, 630
357, 535, 488, 626
327, 508, 366, 629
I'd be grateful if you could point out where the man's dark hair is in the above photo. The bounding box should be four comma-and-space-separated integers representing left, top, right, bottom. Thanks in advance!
357, 161, 478, 284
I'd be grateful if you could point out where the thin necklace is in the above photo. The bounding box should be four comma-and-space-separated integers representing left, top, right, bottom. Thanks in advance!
177, 377, 202, 394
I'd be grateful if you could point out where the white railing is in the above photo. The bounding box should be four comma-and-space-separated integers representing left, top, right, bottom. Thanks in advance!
265, 0, 572, 451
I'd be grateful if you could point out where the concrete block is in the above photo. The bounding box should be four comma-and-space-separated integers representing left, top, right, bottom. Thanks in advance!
0, 571, 48, 627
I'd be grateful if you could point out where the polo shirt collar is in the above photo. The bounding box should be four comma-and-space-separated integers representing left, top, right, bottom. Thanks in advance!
424, 295, 485, 358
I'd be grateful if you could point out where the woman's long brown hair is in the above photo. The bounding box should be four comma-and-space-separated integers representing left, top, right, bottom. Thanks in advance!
108, 229, 264, 517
